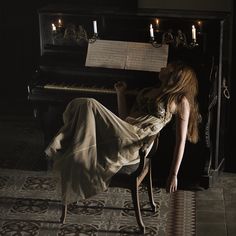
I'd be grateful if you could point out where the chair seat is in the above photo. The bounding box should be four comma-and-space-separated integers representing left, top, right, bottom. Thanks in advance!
109, 162, 140, 188
117, 162, 140, 175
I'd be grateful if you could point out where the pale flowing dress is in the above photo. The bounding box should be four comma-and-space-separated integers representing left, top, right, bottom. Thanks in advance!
45, 88, 172, 203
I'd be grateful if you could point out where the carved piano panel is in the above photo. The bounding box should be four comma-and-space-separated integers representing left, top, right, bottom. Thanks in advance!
28, 4, 230, 188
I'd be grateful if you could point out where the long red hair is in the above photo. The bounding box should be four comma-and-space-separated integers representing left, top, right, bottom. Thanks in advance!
156, 62, 201, 143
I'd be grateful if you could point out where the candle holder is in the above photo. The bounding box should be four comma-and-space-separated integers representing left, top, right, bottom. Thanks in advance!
189, 39, 199, 48
175, 29, 188, 48
149, 37, 162, 48
51, 30, 64, 46
89, 33, 99, 43
162, 30, 175, 46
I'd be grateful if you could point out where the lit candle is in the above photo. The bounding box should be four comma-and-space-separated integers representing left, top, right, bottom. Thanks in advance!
150, 24, 154, 38
192, 25, 196, 41
93, 20, 98, 34
156, 19, 159, 30
197, 21, 202, 33
58, 19, 62, 28
52, 23, 56, 32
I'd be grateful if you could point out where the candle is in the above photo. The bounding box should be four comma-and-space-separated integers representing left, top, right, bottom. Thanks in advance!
192, 25, 196, 41
150, 24, 154, 38
197, 21, 202, 33
58, 19, 62, 28
156, 19, 159, 30
52, 23, 56, 32
93, 20, 98, 34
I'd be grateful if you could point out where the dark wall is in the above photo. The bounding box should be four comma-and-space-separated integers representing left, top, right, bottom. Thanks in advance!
1, 2, 47, 100
1, 3, 34, 100
138, 0, 232, 12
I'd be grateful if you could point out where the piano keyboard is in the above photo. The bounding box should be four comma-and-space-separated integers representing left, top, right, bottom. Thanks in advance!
44, 83, 138, 95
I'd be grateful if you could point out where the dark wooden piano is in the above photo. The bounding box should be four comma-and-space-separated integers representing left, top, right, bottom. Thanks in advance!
28, 4, 231, 188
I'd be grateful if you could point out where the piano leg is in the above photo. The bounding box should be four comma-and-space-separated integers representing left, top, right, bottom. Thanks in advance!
33, 103, 65, 170
35, 104, 63, 145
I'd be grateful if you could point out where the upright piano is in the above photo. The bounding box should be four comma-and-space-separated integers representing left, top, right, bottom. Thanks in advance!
28, 4, 231, 188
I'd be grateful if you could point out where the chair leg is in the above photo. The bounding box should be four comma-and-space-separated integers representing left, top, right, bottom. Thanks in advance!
131, 180, 145, 234
60, 203, 67, 223
147, 167, 157, 212
60, 177, 68, 223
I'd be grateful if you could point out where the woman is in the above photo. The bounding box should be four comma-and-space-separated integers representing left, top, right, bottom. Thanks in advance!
45, 61, 201, 203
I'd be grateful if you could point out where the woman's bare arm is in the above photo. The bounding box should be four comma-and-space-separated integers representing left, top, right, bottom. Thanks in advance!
166, 97, 190, 193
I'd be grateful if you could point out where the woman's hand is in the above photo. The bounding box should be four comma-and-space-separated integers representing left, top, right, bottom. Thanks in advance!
114, 81, 127, 94
166, 174, 178, 193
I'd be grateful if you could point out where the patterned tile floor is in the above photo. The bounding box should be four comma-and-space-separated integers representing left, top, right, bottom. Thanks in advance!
0, 100, 236, 235
0, 168, 196, 235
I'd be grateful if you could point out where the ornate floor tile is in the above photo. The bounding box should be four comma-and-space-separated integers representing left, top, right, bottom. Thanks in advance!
0, 169, 196, 235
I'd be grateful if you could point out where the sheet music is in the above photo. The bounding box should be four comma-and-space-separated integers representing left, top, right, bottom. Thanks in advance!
126, 42, 169, 72
85, 39, 169, 72
85, 40, 128, 69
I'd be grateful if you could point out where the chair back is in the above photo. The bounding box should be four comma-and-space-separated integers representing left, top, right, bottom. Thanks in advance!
133, 133, 160, 177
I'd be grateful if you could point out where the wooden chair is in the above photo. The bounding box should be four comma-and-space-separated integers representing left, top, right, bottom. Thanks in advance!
60, 133, 160, 234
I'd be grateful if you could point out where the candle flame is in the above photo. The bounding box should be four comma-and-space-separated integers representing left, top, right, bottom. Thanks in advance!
197, 21, 202, 26
58, 19, 62, 27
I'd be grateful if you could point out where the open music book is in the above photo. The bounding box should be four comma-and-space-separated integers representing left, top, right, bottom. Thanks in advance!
85, 39, 169, 72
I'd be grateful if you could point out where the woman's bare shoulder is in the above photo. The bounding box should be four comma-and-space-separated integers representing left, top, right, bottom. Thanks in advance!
180, 96, 190, 109
177, 97, 190, 120
170, 96, 190, 115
